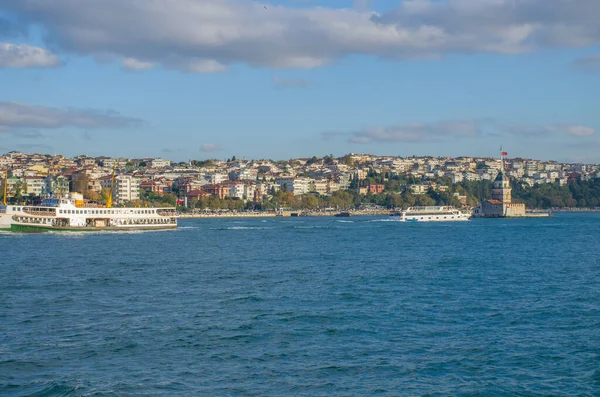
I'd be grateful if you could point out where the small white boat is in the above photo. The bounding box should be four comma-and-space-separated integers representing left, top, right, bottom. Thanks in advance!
397, 206, 470, 222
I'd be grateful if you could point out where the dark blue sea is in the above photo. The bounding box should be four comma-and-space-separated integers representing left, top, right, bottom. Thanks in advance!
1, 213, 599, 396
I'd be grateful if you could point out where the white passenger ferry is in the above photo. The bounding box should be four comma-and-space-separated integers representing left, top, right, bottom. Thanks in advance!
1, 166, 178, 232
396, 206, 471, 222
1, 194, 177, 232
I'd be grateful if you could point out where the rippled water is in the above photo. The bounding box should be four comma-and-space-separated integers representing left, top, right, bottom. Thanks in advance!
1, 213, 599, 396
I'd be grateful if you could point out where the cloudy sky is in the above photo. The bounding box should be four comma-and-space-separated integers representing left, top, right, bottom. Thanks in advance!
1, 0, 599, 162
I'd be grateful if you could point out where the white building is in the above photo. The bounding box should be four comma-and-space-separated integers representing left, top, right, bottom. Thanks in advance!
310, 179, 329, 195
409, 184, 428, 195
275, 177, 311, 196
226, 182, 246, 200
105, 175, 140, 204
205, 172, 228, 184
24, 176, 46, 196
150, 158, 171, 168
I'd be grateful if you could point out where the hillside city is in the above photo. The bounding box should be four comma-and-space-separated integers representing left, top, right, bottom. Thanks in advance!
2, 151, 600, 211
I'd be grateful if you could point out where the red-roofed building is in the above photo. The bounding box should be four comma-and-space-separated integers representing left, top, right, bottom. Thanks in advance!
202, 184, 229, 199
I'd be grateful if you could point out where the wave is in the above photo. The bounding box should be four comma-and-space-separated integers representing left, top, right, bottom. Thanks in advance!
210, 226, 274, 231
1, 381, 81, 397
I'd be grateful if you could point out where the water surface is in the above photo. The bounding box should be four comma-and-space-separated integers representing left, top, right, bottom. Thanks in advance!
1, 213, 599, 395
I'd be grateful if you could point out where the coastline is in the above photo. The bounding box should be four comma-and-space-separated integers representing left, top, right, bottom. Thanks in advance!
178, 207, 600, 219
551, 208, 600, 212
179, 210, 393, 218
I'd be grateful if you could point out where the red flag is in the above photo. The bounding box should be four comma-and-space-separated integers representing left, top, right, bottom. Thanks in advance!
501, 151, 508, 156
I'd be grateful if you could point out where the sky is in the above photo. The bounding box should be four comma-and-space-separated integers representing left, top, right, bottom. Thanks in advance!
1, 0, 600, 163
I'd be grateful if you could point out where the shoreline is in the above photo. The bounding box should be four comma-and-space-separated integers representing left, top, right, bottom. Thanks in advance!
179, 210, 393, 218
178, 208, 600, 219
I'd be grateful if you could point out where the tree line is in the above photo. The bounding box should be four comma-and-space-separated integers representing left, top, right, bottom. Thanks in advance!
4, 172, 600, 210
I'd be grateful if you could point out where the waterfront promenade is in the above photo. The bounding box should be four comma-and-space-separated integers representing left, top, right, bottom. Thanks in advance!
179, 209, 393, 218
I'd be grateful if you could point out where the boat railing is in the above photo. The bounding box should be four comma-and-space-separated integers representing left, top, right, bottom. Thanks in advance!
156, 209, 178, 217
22, 207, 57, 217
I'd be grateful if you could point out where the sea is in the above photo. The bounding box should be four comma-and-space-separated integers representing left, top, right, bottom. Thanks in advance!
1, 213, 599, 396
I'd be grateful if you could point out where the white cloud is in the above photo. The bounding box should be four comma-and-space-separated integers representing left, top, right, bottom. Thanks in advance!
574, 54, 600, 73
508, 123, 596, 137
122, 57, 155, 71
0, 101, 141, 131
273, 75, 315, 89
2, 0, 600, 71
172, 58, 227, 74
0, 42, 60, 68
326, 120, 596, 144
548, 124, 595, 137
200, 143, 223, 152
343, 120, 481, 144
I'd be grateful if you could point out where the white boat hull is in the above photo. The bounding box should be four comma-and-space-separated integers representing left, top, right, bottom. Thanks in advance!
397, 206, 471, 222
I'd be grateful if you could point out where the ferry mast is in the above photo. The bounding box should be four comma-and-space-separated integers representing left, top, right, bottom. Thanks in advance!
2, 168, 7, 205
106, 164, 116, 208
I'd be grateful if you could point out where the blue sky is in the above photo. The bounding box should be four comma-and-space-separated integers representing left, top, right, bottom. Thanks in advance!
1, 0, 600, 163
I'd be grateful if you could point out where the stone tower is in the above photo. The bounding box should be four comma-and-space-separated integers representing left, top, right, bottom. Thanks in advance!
491, 171, 511, 204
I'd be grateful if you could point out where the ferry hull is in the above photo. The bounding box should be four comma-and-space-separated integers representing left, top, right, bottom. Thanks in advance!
10, 224, 177, 233
396, 206, 471, 222
10, 223, 177, 233
399, 217, 470, 222
0, 214, 13, 230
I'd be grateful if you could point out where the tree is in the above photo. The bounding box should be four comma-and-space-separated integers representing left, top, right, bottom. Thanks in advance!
306, 156, 320, 166
339, 154, 355, 167
14, 180, 25, 201
300, 194, 320, 209
71, 173, 89, 195
101, 188, 112, 204
86, 190, 101, 202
